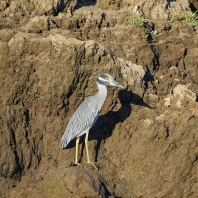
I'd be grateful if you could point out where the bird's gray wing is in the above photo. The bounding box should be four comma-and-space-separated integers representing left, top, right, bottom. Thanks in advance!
60, 97, 99, 148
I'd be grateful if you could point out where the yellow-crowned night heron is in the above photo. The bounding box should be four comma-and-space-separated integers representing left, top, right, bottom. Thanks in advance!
60, 74, 123, 165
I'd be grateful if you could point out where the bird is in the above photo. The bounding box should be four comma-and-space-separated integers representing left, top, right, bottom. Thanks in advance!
60, 73, 123, 165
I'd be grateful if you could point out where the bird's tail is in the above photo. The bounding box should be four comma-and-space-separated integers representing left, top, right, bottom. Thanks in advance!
60, 137, 69, 148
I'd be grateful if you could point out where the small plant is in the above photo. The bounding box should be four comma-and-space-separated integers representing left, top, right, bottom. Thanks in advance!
170, 12, 178, 22
137, 16, 144, 26
169, 10, 198, 27
124, 12, 144, 26
143, 33, 149, 40
153, 33, 160, 38
185, 10, 198, 26
124, 12, 135, 25
143, 33, 153, 43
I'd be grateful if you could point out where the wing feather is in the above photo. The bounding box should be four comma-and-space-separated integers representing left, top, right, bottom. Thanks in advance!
60, 97, 99, 148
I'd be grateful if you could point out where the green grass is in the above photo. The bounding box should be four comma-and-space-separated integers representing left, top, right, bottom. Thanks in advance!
170, 12, 178, 22
170, 10, 198, 27
185, 10, 198, 26
124, 12, 144, 26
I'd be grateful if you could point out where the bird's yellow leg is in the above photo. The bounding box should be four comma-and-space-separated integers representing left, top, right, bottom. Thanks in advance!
85, 132, 98, 169
85, 132, 90, 163
75, 137, 80, 165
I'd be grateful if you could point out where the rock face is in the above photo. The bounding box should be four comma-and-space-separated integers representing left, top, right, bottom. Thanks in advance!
0, 0, 198, 198
6, 166, 111, 198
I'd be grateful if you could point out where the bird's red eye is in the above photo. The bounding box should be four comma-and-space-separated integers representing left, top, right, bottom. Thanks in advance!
105, 77, 109, 80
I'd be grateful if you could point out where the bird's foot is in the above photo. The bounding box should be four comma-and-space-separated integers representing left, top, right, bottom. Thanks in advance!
73, 162, 80, 166
87, 161, 99, 170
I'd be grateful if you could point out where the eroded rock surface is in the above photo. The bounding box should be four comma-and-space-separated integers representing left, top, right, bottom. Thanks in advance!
0, 0, 198, 197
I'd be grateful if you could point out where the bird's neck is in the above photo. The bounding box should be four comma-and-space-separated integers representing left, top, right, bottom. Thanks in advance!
95, 81, 107, 110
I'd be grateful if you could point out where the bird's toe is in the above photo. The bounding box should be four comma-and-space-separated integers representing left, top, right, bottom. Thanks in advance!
87, 161, 99, 170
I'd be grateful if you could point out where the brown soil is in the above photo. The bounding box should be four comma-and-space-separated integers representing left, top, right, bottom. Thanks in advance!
0, 0, 198, 197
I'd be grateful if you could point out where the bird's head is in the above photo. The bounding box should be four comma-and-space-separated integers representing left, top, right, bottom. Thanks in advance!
97, 74, 124, 88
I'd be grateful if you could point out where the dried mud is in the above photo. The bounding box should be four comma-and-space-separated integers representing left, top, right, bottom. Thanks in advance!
0, 0, 198, 198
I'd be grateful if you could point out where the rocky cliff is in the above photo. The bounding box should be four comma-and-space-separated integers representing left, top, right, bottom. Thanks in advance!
0, 0, 198, 197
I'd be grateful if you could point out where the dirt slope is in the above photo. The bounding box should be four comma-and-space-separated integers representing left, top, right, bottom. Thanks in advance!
0, 0, 198, 197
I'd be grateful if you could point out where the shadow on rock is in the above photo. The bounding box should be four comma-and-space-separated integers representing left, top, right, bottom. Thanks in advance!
90, 89, 152, 162
75, 0, 97, 10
